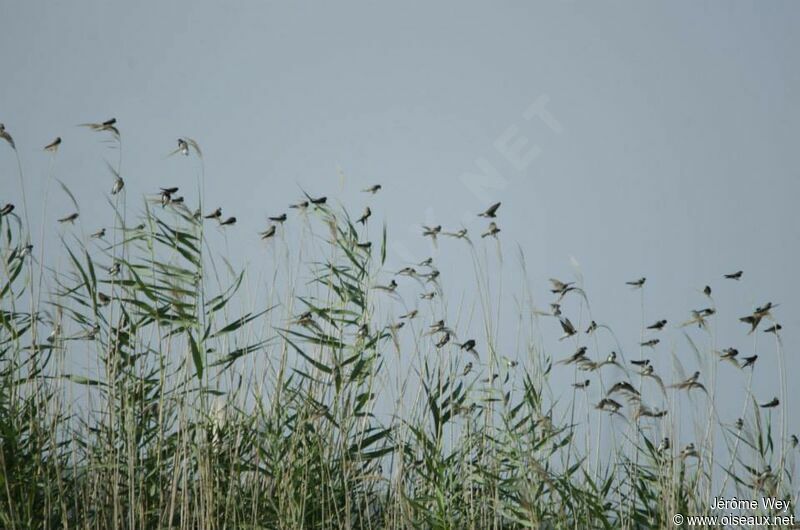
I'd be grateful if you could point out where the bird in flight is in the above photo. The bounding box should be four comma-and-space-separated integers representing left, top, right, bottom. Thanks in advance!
558, 318, 577, 340
478, 202, 501, 218
44, 137, 62, 152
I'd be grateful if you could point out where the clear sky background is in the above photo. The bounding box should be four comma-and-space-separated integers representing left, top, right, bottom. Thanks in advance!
2, 2, 799, 443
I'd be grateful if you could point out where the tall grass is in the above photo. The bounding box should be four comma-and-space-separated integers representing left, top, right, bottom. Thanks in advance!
0, 133, 796, 529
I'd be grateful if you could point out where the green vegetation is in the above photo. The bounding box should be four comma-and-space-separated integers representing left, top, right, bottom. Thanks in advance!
0, 134, 796, 528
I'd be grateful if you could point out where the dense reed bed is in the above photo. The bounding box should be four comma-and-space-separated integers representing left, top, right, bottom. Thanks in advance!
0, 128, 796, 528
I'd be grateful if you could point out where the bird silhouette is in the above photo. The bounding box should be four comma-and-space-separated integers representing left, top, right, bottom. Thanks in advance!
481, 222, 500, 238
0, 123, 15, 149
357, 207, 371, 225
58, 212, 79, 223
44, 137, 62, 152
478, 202, 501, 218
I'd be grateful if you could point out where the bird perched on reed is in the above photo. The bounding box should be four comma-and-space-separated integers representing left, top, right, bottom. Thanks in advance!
422, 225, 441, 243
481, 222, 500, 238
259, 226, 276, 240
58, 212, 79, 223
399, 309, 418, 320
44, 137, 62, 152
670, 371, 706, 393
459, 339, 479, 360
111, 176, 124, 195
740, 355, 758, 369
679, 443, 699, 459
0, 123, 15, 149
374, 279, 398, 293
204, 207, 222, 220
269, 213, 287, 223
362, 184, 382, 194
595, 398, 623, 414
168, 138, 201, 158
559, 346, 587, 365
80, 117, 119, 136
626, 277, 645, 288
724, 270, 743, 280
760, 397, 779, 408
357, 207, 371, 225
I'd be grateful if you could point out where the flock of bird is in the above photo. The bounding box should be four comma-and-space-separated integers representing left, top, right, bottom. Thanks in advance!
2, 120, 794, 468
550, 272, 791, 465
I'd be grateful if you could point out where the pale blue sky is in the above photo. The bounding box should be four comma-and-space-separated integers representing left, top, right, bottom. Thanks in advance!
2, 2, 798, 443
